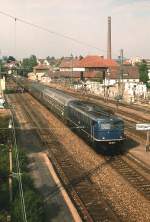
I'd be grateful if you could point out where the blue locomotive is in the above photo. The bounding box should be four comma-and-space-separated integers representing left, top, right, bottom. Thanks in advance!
15, 77, 125, 144
30, 84, 124, 144
67, 101, 124, 143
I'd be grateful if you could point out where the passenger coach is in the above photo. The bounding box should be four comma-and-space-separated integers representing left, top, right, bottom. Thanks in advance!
14, 76, 125, 144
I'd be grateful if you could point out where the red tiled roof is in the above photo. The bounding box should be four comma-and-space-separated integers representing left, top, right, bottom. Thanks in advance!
34, 64, 49, 70
59, 58, 80, 68
78, 55, 118, 68
109, 66, 139, 79
59, 55, 118, 68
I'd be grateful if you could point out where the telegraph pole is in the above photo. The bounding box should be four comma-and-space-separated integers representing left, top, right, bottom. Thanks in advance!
106, 68, 110, 103
120, 49, 124, 97
116, 49, 124, 111
103, 70, 106, 101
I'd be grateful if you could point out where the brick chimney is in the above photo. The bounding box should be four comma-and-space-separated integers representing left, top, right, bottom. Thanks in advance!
107, 16, 111, 59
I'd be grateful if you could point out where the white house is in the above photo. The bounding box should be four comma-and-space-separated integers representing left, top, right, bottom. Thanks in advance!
37, 59, 50, 66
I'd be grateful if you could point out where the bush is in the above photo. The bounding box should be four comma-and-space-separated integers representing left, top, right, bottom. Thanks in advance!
12, 190, 44, 222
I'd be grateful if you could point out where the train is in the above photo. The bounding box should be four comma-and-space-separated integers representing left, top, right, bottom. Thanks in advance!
15, 76, 125, 144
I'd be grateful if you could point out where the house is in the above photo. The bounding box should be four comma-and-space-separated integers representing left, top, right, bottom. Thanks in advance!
129, 57, 142, 66
78, 55, 118, 72
41, 74, 51, 83
5, 61, 18, 74
27, 72, 36, 81
0, 76, 5, 97
54, 55, 140, 84
33, 65, 50, 81
37, 59, 50, 67
59, 57, 84, 72
108, 65, 140, 85
59, 55, 118, 81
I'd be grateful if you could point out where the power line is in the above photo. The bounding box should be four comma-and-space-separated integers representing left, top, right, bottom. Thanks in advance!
0, 10, 118, 56
9, 106, 28, 222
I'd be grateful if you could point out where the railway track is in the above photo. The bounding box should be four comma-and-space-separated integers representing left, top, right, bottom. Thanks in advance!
108, 155, 150, 201
6, 80, 150, 221
20, 92, 150, 201
11, 93, 121, 222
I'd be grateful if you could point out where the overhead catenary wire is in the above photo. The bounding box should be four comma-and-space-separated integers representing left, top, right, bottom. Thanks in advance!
0, 10, 119, 57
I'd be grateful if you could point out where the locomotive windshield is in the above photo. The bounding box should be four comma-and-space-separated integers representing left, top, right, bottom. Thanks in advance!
98, 120, 124, 130
101, 123, 111, 129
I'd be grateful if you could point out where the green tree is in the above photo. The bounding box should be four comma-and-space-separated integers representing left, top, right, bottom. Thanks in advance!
21, 55, 37, 76
7, 56, 16, 63
138, 60, 149, 83
2, 56, 8, 62
79, 55, 83, 60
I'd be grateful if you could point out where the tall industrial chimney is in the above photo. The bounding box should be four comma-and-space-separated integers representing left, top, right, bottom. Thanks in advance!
107, 16, 111, 59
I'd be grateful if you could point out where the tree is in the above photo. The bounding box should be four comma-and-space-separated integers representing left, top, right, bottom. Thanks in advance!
46, 56, 56, 66
138, 60, 149, 83
79, 55, 83, 60
7, 56, 16, 63
21, 55, 37, 76
2, 56, 8, 62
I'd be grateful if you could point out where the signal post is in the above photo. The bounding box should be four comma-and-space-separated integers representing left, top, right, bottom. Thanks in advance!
136, 123, 150, 152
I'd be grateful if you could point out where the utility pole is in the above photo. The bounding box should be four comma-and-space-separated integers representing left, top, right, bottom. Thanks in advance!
106, 68, 110, 103
103, 70, 106, 101
118, 49, 124, 97
120, 49, 124, 97
116, 49, 124, 111
8, 140, 13, 202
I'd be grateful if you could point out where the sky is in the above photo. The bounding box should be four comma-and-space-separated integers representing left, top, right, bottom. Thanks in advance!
0, 0, 150, 59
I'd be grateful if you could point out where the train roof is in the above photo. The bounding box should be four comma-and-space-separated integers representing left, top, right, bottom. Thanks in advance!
31, 82, 45, 91
43, 88, 77, 106
69, 101, 122, 122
